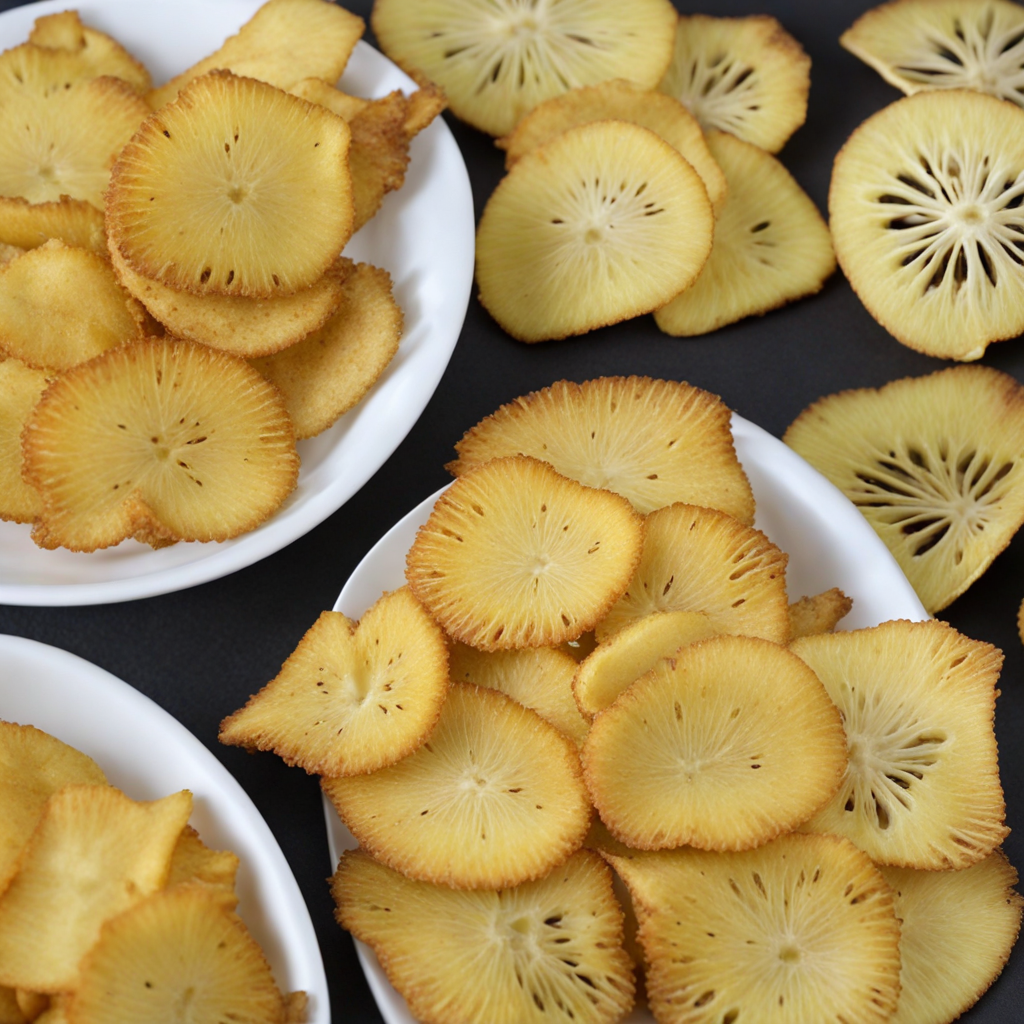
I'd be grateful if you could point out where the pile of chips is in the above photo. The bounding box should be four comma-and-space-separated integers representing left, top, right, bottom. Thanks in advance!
221, 375, 1021, 1024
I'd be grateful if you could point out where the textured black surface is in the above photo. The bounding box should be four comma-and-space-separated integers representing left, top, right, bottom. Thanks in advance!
0, 0, 1022, 1021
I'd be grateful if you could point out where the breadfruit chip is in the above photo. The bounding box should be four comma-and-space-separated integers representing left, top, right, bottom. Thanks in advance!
284, 992, 307, 1024
323, 684, 591, 889
583, 635, 847, 851
476, 121, 713, 342
0, 786, 191, 992
0, 196, 105, 253
288, 77, 370, 121
220, 589, 449, 777
0, 359, 46, 524
448, 641, 589, 745
0, 988, 26, 1024
608, 833, 901, 1024
0, 240, 144, 370
250, 261, 403, 438
792, 619, 1007, 869
166, 826, 240, 899
880, 850, 1022, 1024
656, 130, 836, 336
148, 0, 364, 109
450, 377, 755, 523
371, 0, 677, 137
0, 43, 109, 101
789, 588, 853, 640
22, 337, 299, 552
784, 366, 1024, 612
333, 848, 634, 1024
70, 885, 286, 1024
0, 243, 22, 265
659, 15, 811, 153
499, 79, 727, 211
830, 89, 1024, 360
108, 71, 353, 299
406, 456, 644, 651
14, 992, 46, 1023
597, 503, 790, 645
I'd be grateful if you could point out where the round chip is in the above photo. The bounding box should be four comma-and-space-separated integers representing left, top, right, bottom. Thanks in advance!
475, 121, 714, 342
0, 42, 116, 101
322, 683, 591, 889
0, 358, 47, 525
830, 89, 1024, 360
406, 456, 644, 651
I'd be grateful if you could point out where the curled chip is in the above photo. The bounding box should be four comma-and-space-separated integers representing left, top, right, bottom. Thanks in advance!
166, 826, 240, 901
659, 14, 811, 153
0, 359, 47, 524
788, 587, 853, 639
0, 196, 106, 253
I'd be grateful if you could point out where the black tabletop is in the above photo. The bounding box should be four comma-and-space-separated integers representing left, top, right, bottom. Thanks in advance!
1, 0, 1022, 1021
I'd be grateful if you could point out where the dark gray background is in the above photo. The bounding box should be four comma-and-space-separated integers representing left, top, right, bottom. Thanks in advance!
1, 0, 1022, 1020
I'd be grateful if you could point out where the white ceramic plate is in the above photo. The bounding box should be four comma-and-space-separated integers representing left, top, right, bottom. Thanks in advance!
0, 633, 328, 1019
322, 413, 929, 1024
0, 0, 475, 607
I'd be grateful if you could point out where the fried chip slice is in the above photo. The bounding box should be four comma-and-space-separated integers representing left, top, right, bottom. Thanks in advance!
148, 0, 364, 109
659, 14, 811, 153
251, 262, 402, 439
0, 722, 107, 894
371, 0, 677, 137
0, 359, 46, 524
573, 610, 717, 718
220, 589, 449, 777
498, 78, 727, 212
789, 588, 853, 640
0, 785, 191, 992
333, 848, 634, 1024
784, 366, 1024, 612
0, 43, 109, 101
449, 641, 589, 745
476, 121, 713, 342
13, 993, 46, 1023
0, 240, 143, 370
323, 684, 591, 889
70, 884, 286, 1024
166, 826, 240, 900
288, 77, 370, 121
22, 337, 299, 552
596, 503, 790, 644
881, 850, 1023, 1024
792, 619, 1007, 869
0, 196, 105, 253
608, 834, 901, 1024
0, 243, 22, 265
830, 89, 1024, 360
583, 636, 846, 851
0, 988, 26, 1024
284, 992, 307, 1024
407, 456, 644, 651
448, 377, 755, 523
656, 130, 836, 336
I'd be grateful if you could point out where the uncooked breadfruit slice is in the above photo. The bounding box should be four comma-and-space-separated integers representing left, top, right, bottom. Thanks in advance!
448, 377, 755, 522
784, 366, 1024, 612
333, 848, 635, 1024
607, 833, 902, 1024
371, 0, 678, 137
841, 0, 1024, 106
656, 130, 836, 336
0, 196, 105, 253
830, 89, 1024, 360
0, 358, 47, 524
659, 15, 811, 153
476, 121, 714, 342
792, 619, 1007, 869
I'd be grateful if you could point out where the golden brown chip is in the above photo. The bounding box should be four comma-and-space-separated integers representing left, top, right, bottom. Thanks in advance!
0, 196, 106, 253
788, 588, 853, 640
0, 988, 26, 1024
0, 43, 106, 100
166, 826, 240, 899
12, 994, 45, 1024
0, 243, 23, 265
288, 77, 370, 121
0, 359, 47, 525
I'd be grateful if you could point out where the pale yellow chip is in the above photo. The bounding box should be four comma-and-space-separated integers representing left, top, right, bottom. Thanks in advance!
166, 826, 240, 901
288, 77, 370, 121
0, 42, 108, 100
789, 587, 853, 640
0, 359, 47, 525
0, 196, 106, 253
0, 244, 23, 265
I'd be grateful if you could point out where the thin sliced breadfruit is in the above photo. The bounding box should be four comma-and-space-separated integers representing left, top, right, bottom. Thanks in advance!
830, 89, 1024, 360
881, 850, 1023, 1024
166, 826, 240, 899
659, 15, 811, 153
148, 0, 364, 109
476, 121, 713, 342
789, 587, 853, 640
583, 635, 847, 851
333, 848, 634, 1024
70, 884, 286, 1024
784, 366, 1024, 613
608, 833, 901, 1024
597, 503, 790, 645
0, 240, 144, 370
0, 359, 47, 524
449, 377, 755, 523
0, 786, 191, 993
0, 244, 22, 265
13, 993, 46, 1024
323, 684, 591, 889
841, 0, 1024, 106
219, 589, 449, 777
0, 196, 105, 253
0, 43, 112, 100
656, 130, 836, 336
498, 79, 727, 212
108, 71, 353, 299
792, 619, 1007, 869
109, 244, 349, 358
406, 456, 644, 651
284, 992, 307, 1024
0, 988, 26, 1024
251, 262, 403, 438
30, 999, 63, 1024
288, 77, 370, 121
22, 337, 299, 552
371, 0, 677, 137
